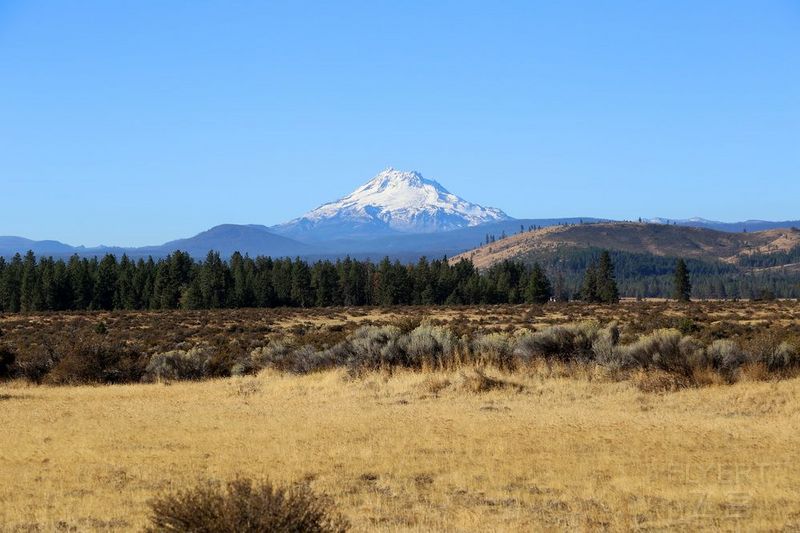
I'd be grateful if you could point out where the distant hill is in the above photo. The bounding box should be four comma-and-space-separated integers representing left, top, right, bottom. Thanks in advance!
0, 236, 85, 257
454, 222, 800, 269
0, 219, 608, 260
649, 218, 800, 233
151, 224, 312, 258
0, 225, 313, 260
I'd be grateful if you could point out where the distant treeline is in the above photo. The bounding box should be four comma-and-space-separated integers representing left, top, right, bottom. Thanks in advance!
515, 247, 800, 300
0, 251, 564, 312
0, 249, 797, 313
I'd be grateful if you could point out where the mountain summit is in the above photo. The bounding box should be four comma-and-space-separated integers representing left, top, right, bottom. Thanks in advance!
272, 168, 510, 241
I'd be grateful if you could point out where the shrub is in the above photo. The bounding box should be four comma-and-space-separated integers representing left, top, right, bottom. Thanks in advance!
144, 346, 213, 382
147, 477, 348, 533
11, 345, 58, 384
705, 339, 748, 381
400, 324, 459, 369
472, 333, 515, 369
290, 345, 337, 374
513, 322, 600, 363
0, 345, 15, 379
44, 340, 145, 385
761, 341, 799, 372
246, 341, 294, 374
245, 342, 339, 375
343, 325, 403, 370
613, 329, 702, 376
591, 323, 620, 366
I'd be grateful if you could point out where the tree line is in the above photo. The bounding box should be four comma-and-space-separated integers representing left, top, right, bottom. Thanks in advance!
1, 248, 793, 313
0, 251, 569, 312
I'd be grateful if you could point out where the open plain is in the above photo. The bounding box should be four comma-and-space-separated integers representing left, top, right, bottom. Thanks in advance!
1, 302, 800, 531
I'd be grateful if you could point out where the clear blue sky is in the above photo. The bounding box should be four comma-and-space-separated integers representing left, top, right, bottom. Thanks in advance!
1, 1, 798, 246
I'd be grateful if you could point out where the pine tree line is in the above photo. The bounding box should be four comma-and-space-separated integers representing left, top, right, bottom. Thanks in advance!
0, 251, 562, 312
1, 249, 795, 312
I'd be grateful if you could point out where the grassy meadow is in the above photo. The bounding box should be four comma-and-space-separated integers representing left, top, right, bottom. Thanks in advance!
1, 302, 800, 531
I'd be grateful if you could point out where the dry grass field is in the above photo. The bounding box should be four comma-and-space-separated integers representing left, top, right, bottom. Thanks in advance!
1, 302, 800, 531
2, 367, 800, 531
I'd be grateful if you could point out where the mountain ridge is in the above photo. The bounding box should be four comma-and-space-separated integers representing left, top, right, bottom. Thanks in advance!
1, 166, 798, 260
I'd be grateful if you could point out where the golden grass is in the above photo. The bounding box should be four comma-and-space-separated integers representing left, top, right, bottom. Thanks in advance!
2, 368, 800, 531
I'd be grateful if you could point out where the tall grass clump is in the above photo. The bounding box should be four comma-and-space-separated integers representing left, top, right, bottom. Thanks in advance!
147, 477, 348, 533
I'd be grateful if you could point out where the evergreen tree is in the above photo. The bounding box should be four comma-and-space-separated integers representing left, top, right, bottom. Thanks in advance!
230, 252, 255, 307
115, 255, 137, 309
93, 254, 118, 310
199, 251, 229, 308
596, 251, 619, 303
312, 260, 339, 307
253, 257, 276, 307
673, 258, 692, 302
20, 251, 39, 312
581, 262, 599, 302
68, 255, 93, 310
3, 254, 23, 312
525, 263, 552, 304
290, 258, 313, 307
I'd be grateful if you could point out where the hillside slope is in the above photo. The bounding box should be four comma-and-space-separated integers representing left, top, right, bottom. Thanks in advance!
454, 222, 800, 269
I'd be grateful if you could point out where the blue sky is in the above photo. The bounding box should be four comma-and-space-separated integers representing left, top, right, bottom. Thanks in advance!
1, 1, 798, 246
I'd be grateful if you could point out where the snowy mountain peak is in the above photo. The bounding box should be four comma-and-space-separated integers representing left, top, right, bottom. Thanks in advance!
273, 168, 511, 240
355, 168, 448, 195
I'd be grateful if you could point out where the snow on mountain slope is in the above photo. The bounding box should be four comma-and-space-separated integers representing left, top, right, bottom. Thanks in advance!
273, 168, 510, 240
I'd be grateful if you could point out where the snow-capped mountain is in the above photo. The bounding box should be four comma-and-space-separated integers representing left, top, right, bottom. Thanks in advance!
272, 168, 510, 241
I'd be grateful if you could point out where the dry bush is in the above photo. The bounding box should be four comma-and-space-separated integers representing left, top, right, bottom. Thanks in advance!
705, 339, 748, 382
144, 346, 213, 382
632, 368, 693, 393
147, 477, 348, 533
0, 345, 15, 380
245, 342, 337, 375
400, 324, 460, 369
419, 375, 451, 395
43, 343, 144, 385
246, 341, 293, 374
342, 325, 403, 370
591, 322, 620, 366
612, 329, 703, 376
471, 332, 515, 369
455, 368, 524, 393
758, 341, 799, 372
513, 322, 601, 363
738, 362, 772, 382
